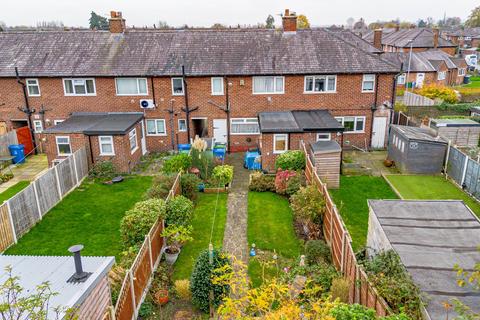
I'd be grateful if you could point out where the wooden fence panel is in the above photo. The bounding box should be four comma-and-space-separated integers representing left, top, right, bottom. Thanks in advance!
149, 221, 163, 266
0, 203, 14, 252
57, 157, 76, 196
132, 243, 152, 304
35, 169, 61, 216
115, 276, 135, 320
74, 147, 89, 179
0, 131, 18, 156
8, 184, 40, 238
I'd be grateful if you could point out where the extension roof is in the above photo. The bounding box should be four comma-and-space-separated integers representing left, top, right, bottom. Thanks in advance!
258, 109, 344, 133
382, 49, 458, 72
363, 28, 456, 48
0, 28, 399, 77
391, 125, 447, 144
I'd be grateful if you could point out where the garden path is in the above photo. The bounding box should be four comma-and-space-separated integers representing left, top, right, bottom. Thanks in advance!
223, 152, 249, 264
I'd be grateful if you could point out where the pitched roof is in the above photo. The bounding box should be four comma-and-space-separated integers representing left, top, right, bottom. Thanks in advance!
363, 28, 456, 48
382, 49, 459, 72
44, 112, 143, 135
0, 28, 399, 77
258, 109, 344, 133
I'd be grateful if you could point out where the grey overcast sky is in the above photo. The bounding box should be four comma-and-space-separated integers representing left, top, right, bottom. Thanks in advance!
1, 0, 478, 27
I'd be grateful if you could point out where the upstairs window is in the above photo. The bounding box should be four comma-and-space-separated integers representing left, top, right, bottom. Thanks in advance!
63, 78, 96, 96
253, 76, 284, 94
26, 79, 41, 96
304, 75, 336, 93
115, 78, 147, 95
211, 77, 224, 95
230, 118, 260, 135
362, 74, 375, 92
33, 120, 43, 133
171, 78, 184, 95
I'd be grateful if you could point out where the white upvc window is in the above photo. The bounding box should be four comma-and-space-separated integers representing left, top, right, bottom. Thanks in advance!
437, 71, 447, 80
63, 78, 96, 96
115, 78, 148, 95
252, 76, 284, 94
129, 128, 138, 153
458, 68, 466, 76
304, 75, 337, 93
273, 134, 288, 154
33, 120, 43, 133
146, 119, 166, 136
54, 119, 64, 125
397, 73, 406, 85
56, 136, 71, 155
26, 79, 41, 96
98, 136, 115, 156
362, 74, 375, 92
171, 78, 184, 95
335, 116, 366, 133
316, 133, 331, 141
230, 118, 260, 135
211, 77, 224, 95
178, 119, 187, 132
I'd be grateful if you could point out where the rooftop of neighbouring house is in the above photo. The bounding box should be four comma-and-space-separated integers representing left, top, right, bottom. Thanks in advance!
391, 125, 447, 144
258, 110, 344, 133
363, 28, 456, 48
382, 49, 462, 72
368, 200, 480, 319
43, 112, 144, 135
0, 255, 114, 318
430, 118, 480, 127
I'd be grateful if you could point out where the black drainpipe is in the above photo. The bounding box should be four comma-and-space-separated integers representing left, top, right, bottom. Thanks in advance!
369, 73, 380, 150
87, 135, 94, 166
15, 67, 37, 154
150, 76, 156, 106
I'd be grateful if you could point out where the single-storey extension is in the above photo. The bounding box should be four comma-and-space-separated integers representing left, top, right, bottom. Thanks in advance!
429, 118, 480, 148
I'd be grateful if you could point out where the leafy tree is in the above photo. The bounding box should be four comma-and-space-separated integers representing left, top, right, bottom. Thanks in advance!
211, 23, 226, 29
89, 11, 109, 30
297, 14, 310, 29
156, 20, 170, 29
265, 14, 275, 29
0, 21, 6, 32
417, 19, 427, 27
453, 257, 480, 318
466, 6, 480, 27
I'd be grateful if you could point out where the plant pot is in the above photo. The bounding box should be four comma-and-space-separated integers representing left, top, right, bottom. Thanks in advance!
154, 289, 169, 306
164, 246, 180, 265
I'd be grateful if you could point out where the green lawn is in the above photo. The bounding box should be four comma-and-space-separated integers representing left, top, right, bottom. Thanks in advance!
386, 175, 480, 216
5, 176, 152, 259
464, 76, 480, 88
173, 193, 227, 280
329, 176, 398, 251
0, 181, 30, 203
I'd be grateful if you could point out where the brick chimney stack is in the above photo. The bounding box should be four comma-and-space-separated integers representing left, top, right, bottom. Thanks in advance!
109, 11, 126, 33
433, 28, 439, 48
373, 29, 383, 50
282, 9, 297, 33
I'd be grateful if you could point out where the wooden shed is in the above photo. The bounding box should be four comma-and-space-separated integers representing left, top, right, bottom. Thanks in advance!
309, 140, 341, 188
388, 125, 447, 174
429, 118, 480, 147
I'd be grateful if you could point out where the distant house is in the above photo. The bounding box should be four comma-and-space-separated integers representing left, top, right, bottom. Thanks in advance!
443, 27, 480, 49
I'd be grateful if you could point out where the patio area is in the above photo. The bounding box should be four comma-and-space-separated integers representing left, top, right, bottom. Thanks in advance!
0, 154, 48, 193
342, 150, 398, 176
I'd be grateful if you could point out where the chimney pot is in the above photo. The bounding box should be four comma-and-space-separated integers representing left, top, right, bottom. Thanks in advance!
109, 10, 126, 33
282, 8, 297, 33
373, 29, 383, 50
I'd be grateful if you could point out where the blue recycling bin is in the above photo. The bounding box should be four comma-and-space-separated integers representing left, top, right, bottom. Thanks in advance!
178, 144, 191, 154
8, 144, 25, 164
244, 151, 261, 170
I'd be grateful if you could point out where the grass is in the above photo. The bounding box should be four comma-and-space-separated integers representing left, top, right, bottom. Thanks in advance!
464, 76, 480, 88
173, 193, 227, 280
5, 176, 152, 259
0, 181, 30, 203
386, 175, 480, 217
329, 176, 399, 251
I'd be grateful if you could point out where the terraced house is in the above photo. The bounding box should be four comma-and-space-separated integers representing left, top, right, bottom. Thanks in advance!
0, 10, 399, 172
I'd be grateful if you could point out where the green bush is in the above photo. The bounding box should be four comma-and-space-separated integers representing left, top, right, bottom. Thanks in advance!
249, 172, 275, 192
275, 150, 306, 171
283, 262, 338, 296
120, 199, 166, 247
290, 185, 325, 226
0, 172, 13, 184
166, 195, 194, 226
329, 303, 376, 320
162, 154, 192, 174
145, 174, 176, 200
181, 173, 200, 200
330, 278, 350, 303
211, 165, 234, 186
190, 248, 230, 313
88, 161, 117, 180
285, 174, 303, 196
416, 84, 458, 103
191, 149, 215, 180
305, 240, 331, 265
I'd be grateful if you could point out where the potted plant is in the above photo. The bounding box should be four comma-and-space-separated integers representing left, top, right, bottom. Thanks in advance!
154, 288, 169, 306
161, 225, 193, 264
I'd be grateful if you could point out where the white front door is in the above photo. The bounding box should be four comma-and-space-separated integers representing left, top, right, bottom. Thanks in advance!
140, 121, 147, 155
416, 73, 425, 88
371, 117, 387, 149
213, 119, 227, 143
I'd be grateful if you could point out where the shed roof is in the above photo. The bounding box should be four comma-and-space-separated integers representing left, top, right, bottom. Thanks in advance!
391, 125, 447, 144
258, 110, 344, 133
44, 112, 143, 135
430, 118, 480, 127
368, 200, 480, 319
0, 255, 114, 319
310, 140, 342, 154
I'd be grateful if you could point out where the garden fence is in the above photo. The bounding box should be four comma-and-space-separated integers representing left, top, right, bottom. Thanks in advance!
446, 145, 480, 201
0, 130, 18, 157
401, 91, 435, 107
302, 142, 391, 316
110, 172, 181, 320
0, 147, 89, 251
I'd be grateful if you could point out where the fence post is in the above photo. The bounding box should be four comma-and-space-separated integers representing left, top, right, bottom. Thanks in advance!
6, 201, 17, 243
444, 141, 451, 180
72, 152, 80, 186
340, 231, 346, 273
146, 234, 154, 272
32, 182, 43, 220
54, 165, 63, 197
129, 269, 137, 317
461, 154, 469, 187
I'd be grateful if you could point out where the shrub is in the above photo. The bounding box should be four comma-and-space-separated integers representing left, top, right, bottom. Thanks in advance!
162, 154, 192, 174
290, 185, 325, 226
330, 278, 350, 303
138, 296, 155, 318
305, 240, 331, 265
89, 161, 117, 180
249, 172, 275, 192
275, 169, 297, 195
329, 303, 376, 320
211, 165, 234, 186
416, 84, 458, 103
166, 195, 194, 226
285, 174, 303, 196
283, 262, 339, 296
0, 173, 13, 184
275, 150, 306, 171
457, 87, 480, 103
191, 149, 215, 180
174, 279, 191, 300
180, 173, 200, 201
192, 137, 207, 151
120, 199, 166, 247
145, 174, 176, 200
190, 249, 230, 313
161, 224, 193, 253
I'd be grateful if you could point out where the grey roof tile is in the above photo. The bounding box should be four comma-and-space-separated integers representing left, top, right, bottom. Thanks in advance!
364, 28, 456, 48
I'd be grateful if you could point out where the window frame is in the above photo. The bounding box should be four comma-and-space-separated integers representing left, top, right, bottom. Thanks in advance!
211, 77, 224, 95
252, 76, 285, 95
63, 78, 96, 96
145, 119, 167, 136
33, 120, 43, 133
335, 116, 366, 134
26, 79, 41, 97
316, 133, 331, 141
129, 128, 138, 154
458, 68, 466, 76
273, 134, 288, 154
56, 136, 72, 156
171, 78, 185, 96
115, 78, 148, 96
362, 74, 376, 93
53, 119, 64, 125
98, 136, 115, 156
437, 71, 447, 81
178, 119, 187, 132
397, 73, 406, 85
230, 118, 260, 135
304, 75, 337, 94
